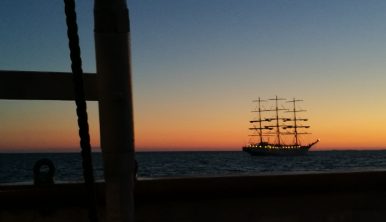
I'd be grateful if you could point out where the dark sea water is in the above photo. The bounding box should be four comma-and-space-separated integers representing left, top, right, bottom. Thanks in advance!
1, 150, 386, 184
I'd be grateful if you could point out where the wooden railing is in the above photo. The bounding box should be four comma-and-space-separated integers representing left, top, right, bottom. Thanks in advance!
0, 70, 98, 101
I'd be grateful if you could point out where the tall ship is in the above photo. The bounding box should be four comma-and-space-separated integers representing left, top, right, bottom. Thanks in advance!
242, 96, 319, 156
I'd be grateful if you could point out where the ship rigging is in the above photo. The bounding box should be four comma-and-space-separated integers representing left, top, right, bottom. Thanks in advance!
243, 96, 319, 156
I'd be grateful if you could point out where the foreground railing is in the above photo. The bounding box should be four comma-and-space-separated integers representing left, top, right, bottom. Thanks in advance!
1, 171, 386, 222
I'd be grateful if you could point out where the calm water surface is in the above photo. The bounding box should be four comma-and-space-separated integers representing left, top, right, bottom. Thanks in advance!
1, 150, 386, 183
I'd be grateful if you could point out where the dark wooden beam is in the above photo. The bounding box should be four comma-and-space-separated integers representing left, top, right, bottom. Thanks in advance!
0, 70, 98, 101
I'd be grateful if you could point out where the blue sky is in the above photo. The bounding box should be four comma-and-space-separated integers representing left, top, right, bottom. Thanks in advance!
1, 0, 386, 151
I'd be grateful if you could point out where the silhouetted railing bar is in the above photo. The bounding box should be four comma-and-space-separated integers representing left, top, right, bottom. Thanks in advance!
0, 70, 98, 101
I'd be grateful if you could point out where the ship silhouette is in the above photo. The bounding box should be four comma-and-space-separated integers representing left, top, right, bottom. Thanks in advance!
243, 96, 319, 156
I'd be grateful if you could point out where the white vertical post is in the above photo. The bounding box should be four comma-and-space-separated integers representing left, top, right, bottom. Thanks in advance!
94, 1, 135, 221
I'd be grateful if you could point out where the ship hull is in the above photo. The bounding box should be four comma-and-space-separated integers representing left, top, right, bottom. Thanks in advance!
242, 146, 311, 156
242, 140, 319, 156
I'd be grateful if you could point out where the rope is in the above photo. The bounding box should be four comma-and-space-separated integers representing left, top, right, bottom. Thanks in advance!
64, 0, 98, 221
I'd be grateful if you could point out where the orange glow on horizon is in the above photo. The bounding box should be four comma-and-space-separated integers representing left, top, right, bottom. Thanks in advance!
1, 99, 386, 152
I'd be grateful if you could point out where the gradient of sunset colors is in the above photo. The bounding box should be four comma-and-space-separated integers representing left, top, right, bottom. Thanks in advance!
1, 0, 386, 152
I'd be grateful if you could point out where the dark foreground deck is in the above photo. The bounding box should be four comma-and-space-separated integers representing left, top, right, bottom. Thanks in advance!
2, 171, 386, 222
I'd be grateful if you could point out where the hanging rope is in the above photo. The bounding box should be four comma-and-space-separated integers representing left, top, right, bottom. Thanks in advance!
64, 0, 98, 221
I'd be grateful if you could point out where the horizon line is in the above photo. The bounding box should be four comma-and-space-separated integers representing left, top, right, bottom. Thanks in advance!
1, 147, 386, 154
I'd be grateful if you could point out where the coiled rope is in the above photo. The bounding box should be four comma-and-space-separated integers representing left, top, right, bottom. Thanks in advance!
63, 0, 98, 221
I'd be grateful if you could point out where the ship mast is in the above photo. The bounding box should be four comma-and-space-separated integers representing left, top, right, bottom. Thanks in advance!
268, 96, 287, 145
249, 98, 271, 144
254, 98, 265, 143
285, 98, 310, 145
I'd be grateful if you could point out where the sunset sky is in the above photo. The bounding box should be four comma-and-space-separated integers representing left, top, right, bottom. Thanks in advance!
1, 0, 386, 152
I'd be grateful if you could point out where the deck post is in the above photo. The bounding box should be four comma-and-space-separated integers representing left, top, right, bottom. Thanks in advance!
94, 1, 135, 221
